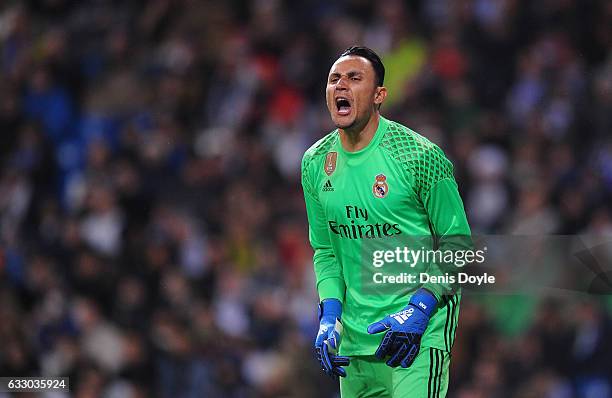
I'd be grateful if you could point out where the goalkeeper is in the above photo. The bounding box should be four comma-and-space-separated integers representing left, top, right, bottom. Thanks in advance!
301, 46, 471, 398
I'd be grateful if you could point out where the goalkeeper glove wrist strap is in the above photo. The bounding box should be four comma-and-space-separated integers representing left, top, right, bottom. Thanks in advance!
409, 288, 437, 318
319, 298, 342, 320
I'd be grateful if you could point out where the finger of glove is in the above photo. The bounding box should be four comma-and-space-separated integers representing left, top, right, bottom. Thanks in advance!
386, 342, 409, 368
400, 344, 420, 368
332, 355, 350, 367
367, 320, 390, 334
332, 365, 347, 378
374, 331, 395, 359
329, 354, 350, 378
321, 342, 334, 374
315, 346, 332, 375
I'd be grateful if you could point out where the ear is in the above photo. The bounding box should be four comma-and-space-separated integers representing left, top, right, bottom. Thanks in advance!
374, 86, 387, 106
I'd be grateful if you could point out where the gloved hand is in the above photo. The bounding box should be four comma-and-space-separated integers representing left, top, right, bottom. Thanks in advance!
315, 298, 350, 378
367, 289, 437, 368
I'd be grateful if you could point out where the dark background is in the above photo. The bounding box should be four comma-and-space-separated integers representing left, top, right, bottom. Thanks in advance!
0, 0, 611, 397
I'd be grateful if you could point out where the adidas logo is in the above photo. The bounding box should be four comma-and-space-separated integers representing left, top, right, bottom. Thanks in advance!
392, 308, 414, 325
322, 180, 334, 192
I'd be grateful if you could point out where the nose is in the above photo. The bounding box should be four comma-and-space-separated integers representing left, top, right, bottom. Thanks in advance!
335, 76, 349, 90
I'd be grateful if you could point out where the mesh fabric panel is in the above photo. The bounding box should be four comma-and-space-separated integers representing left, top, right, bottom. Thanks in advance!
380, 121, 454, 201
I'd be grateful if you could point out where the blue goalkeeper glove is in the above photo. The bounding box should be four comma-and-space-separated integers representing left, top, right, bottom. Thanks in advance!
315, 298, 350, 378
367, 289, 437, 368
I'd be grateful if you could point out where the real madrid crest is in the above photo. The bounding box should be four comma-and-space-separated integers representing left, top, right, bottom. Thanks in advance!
372, 174, 389, 198
324, 152, 338, 176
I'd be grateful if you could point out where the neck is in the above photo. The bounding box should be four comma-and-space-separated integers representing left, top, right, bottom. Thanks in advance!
339, 112, 380, 152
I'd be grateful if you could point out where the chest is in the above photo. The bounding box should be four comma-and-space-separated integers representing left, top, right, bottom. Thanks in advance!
316, 150, 421, 222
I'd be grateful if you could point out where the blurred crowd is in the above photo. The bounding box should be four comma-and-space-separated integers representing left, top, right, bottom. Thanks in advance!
0, 0, 611, 397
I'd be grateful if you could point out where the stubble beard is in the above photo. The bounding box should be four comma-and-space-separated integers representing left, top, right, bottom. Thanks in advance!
336, 111, 371, 136
333, 117, 356, 130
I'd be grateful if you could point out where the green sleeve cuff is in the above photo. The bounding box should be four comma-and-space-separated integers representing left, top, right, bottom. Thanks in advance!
421, 283, 443, 302
317, 277, 345, 302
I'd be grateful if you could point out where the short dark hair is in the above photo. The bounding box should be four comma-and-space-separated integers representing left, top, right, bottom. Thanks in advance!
339, 46, 385, 87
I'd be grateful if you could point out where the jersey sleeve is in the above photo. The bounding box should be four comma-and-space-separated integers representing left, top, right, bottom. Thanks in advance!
417, 146, 472, 301
301, 154, 346, 302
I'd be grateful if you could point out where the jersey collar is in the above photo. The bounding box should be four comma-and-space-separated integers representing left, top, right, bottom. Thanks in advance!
335, 115, 389, 160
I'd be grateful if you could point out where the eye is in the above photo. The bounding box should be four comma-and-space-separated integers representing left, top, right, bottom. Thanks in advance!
351, 77, 360, 81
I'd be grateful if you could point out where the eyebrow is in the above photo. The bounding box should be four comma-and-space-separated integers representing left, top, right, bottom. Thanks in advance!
329, 70, 364, 78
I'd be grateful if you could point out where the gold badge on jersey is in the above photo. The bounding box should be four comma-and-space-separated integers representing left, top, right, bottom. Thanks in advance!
372, 174, 389, 198
324, 152, 338, 176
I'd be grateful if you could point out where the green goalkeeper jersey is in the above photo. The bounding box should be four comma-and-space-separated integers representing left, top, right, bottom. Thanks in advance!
301, 115, 471, 356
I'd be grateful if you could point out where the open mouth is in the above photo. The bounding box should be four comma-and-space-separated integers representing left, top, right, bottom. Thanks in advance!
335, 97, 352, 116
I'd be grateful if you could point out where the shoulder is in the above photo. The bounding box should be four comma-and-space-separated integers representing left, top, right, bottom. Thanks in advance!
302, 129, 339, 172
379, 119, 454, 196
379, 119, 445, 161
